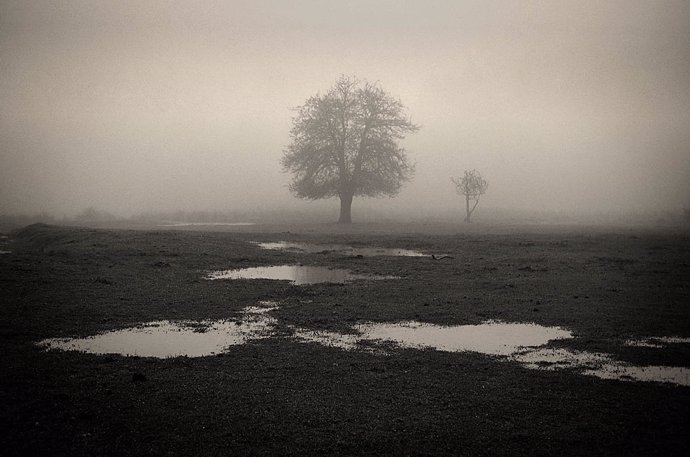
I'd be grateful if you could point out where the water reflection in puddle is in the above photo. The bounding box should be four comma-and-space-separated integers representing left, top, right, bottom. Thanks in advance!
254, 241, 427, 257
38, 303, 277, 358
356, 321, 572, 355
510, 347, 690, 386
293, 321, 571, 355
583, 364, 690, 385
293, 321, 690, 387
205, 265, 398, 285
38, 301, 689, 386
624, 337, 690, 348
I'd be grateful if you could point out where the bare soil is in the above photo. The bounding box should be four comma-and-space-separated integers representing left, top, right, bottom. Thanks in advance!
1, 222, 689, 456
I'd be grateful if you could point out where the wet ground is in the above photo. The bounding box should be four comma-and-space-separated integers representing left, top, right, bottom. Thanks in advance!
1, 222, 689, 456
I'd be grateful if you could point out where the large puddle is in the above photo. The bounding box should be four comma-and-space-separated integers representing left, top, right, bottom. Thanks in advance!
293, 321, 690, 387
205, 265, 398, 285
253, 241, 427, 257
37, 303, 689, 386
38, 303, 277, 358
292, 321, 572, 355
358, 321, 572, 355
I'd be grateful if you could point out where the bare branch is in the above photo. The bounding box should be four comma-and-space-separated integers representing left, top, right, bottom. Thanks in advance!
451, 169, 488, 223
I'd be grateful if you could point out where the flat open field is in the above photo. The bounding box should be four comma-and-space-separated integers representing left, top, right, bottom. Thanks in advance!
1, 222, 689, 456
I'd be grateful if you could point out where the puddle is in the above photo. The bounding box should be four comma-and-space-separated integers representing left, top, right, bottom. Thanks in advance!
511, 347, 690, 386
205, 265, 398, 285
293, 321, 572, 355
582, 364, 690, 385
355, 321, 572, 355
38, 299, 689, 386
38, 303, 278, 358
253, 241, 427, 257
293, 320, 690, 387
0, 250, 11, 254
159, 222, 255, 227
624, 337, 690, 348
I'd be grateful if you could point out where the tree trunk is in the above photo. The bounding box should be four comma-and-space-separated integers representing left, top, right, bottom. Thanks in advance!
465, 195, 471, 223
338, 193, 353, 224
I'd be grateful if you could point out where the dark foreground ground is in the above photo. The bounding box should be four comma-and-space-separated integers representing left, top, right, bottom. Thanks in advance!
1, 222, 689, 456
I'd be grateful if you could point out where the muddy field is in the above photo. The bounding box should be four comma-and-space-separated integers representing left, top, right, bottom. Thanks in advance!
1, 222, 689, 456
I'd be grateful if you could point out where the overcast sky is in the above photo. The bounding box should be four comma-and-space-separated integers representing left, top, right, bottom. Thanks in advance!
1, 0, 689, 218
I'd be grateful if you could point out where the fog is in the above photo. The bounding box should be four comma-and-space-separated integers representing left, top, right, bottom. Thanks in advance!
1, 0, 689, 221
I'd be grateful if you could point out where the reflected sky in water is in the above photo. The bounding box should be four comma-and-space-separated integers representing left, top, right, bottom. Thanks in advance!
38, 302, 689, 386
38, 303, 277, 358
205, 265, 398, 285
254, 241, 427, 257
294, 321, 690, 387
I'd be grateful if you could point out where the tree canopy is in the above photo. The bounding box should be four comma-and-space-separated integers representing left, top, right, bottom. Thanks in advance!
282, 76, 419, 223
451, 169, 488, 223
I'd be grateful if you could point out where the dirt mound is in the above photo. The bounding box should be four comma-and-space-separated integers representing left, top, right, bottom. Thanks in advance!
12, 223, 89, 249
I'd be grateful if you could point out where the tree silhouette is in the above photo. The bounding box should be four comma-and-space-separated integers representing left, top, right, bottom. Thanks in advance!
451, 170, 488, 223
282, 76, 419, 223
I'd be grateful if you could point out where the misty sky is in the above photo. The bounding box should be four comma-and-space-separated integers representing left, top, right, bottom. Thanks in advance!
1, 0, 689, 218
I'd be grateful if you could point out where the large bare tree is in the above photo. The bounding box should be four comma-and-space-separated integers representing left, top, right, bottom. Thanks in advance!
452, 170, 488, 223
282, 76, 419, 223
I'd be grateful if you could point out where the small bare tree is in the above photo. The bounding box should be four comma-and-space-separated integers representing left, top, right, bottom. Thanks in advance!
451, 170, 488, 223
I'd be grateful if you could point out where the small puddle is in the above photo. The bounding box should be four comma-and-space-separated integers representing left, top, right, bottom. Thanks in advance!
582, 364, 690, 385
253, 241, 428, 257
205, 265, 398, 285
38, 303, 277, 358
0, 250, 11, 254
624, 337, 690, 348
510, 347, 690, 386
